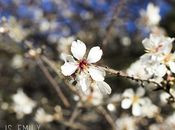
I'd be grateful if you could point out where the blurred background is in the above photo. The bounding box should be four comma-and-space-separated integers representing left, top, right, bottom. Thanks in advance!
0, 0, 175, 130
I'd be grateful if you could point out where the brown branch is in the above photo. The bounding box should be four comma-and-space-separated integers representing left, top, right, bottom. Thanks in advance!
36, 59, 70, 108
98, 106, 117, 130
97, 65, 175, 102
102, 0, 124, 50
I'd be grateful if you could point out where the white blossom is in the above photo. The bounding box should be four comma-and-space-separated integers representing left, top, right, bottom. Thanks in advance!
12, 89, 36, 119
34, 108, 54, 124
121, 87, 148, 116
140, 34, 175, 77
115, 115, 138, 130
126, 60, 151, 79
82, 88, 103, 105
139, 3, 161, 28
61, 40, 111, 94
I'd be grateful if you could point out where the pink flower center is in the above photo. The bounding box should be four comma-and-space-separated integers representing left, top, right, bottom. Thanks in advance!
153, 44, 162, 53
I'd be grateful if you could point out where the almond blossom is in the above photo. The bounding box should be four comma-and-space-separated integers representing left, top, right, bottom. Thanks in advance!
61, 40, 111, 94
140, 34, 175, 77
138, 2, 161, 32
121, 87, 149, 116
140, 34, 173, 63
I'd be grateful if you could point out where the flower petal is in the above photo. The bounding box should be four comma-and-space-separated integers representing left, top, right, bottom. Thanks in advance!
61, 53, 76, 63
132, 102, 142, 116
76, 73, 90, 92
121, 98, 132, 109
95, 81, 111, 94
136, 87, 145, 97
122, 88, 134, 98
71, 40, 86, 60
88, 66, 106, 81
87, 46, 102, 63
155, 64, 167, 77
169, 61, 175, 73
61, 62, 78, 76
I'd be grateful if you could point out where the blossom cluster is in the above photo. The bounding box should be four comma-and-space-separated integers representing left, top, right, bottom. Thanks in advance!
140, 34, 175, 78
61, 40, 111, 94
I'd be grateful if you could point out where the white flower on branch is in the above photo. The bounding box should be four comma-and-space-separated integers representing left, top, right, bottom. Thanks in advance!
121, 87, 149, 116
61, 40, 111, 94
140, 34, 175, 77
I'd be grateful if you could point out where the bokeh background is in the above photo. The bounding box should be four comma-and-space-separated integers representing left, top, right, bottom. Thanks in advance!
0, 0, 175, 130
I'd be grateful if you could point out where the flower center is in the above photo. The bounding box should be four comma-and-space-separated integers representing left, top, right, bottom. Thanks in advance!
77, 58, 90, 73
151, 44, 162, 53
164, 53, 172, 63
133, 95, 139, 103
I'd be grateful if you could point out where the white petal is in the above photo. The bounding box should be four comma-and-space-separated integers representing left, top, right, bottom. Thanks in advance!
61, 53, 75, 63
163, 43, 172, 56
150, 34, 162, 47
169, 62, 175, 73
155, 64, 167, 77
132, 103, 142, 116
88, 66, 106, 81
61, 62, 78, 76
71, 40, 86, 60
142, 38, 153, 50
171, 53, 175, 59
122, 88, 134, 98
87, 46, 102, 63
95, 81, 111, 94
76, 73, 91, 92
136, 87, 145, 97
121, 98, 132, 109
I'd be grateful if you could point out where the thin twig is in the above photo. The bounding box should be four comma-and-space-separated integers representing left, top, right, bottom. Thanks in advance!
98, 106, 117, 130
96, 65, 162, 86
65, 100, 82, 130
97, 65, 175, 101
102, 0, 124, 50
69, 100, 81, 124
36, 59, 70, 108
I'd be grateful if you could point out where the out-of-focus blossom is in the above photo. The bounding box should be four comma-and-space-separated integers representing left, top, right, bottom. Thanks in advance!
57, 36, 75, 59
25, 49, 41, 58
160, 92, 170, 105
34, 108, 54, 124
121, 36, 131, 46
149, 123, 169, 130
61, 40, 111, 94
12, 89, 36, 119
82, 88, 103, 105
141, 98, 160, 118
138, 3, 161, 31
165, 112, 175, 129
151, 26, 166, 35
7, 16, 30, 42
0, 26, 8, 33
11, 54, 23, 69
107, 103, 116, 112
121, 87, 149, 116
115, 115, 138, 130
126, 60, 151, 79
